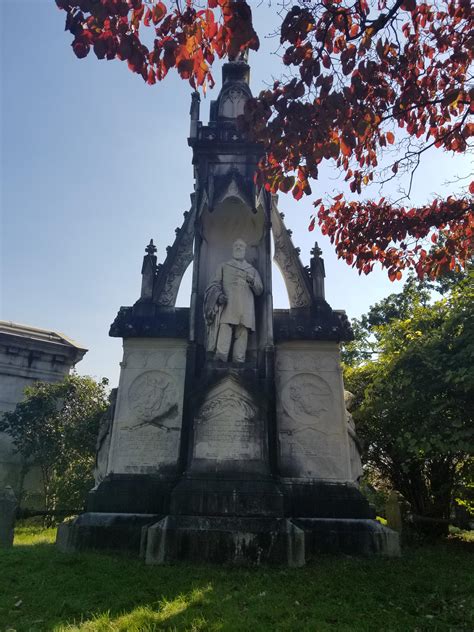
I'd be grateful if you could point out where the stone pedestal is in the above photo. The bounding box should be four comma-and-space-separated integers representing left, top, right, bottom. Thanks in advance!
170, 477, 284, 517
145, 516, 305, 566
298, 518, 400, 557
57, 512, 158, 556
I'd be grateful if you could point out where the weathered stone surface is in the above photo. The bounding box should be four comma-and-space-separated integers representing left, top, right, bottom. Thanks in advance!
280, 480, 375, 519
145, 516, 305, 566
297, 518, 401, 557
0, 486, 17, 548
87, 475, 174, 515
170, 478, 284, 517
189, 375, 268, 476
106, 339, 186, 476
276, 342, 351, 482
56, 512, 159, 555
273, 306, 353, 343
109, 306, 189, 339
344, 390, 363, 485
93, 388, 117, 487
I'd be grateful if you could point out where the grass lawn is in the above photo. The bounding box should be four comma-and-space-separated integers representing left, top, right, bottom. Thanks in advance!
0, 525, 472, 632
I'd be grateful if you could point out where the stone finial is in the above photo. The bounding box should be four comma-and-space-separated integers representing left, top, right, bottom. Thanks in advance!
145, 239, 157, 256
190, 91, 201, 138
311, 242, 323, 258
141, 239, 157, 300
310, 241, 325, 300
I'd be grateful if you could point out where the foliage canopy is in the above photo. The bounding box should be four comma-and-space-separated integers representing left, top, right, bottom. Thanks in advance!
0, 374, 109, 512
344, 274, 474, 526
56, 0, 473, 279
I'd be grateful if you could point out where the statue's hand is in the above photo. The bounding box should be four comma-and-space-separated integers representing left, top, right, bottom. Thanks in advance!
246, 274, 254, 286
218, 293, 227, 305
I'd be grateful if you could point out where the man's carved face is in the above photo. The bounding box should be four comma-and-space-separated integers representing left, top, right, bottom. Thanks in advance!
233, 239, 246, 261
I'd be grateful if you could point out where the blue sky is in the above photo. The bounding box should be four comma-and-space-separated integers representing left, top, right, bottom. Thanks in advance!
1, 1, 471, 386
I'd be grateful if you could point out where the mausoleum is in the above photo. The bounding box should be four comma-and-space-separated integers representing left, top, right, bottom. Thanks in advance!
0, 321, 87, 507
58, 58, 399, 564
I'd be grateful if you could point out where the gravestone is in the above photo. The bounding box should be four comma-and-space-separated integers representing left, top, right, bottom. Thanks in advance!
386, 491, 403, 533
0, 486, 17, 548
57, 58, 400, 563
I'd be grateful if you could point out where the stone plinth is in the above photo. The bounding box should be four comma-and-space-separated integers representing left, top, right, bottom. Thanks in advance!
57, 512, 159, 556
298, 518, 401, 557
170, 477, 284, 517
145, 516, 305, 566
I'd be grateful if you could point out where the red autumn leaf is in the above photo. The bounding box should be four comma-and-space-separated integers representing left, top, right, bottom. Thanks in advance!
279, 175, 295, 193
309, 217, 316, 231
152, 2, 167, 24
72, 38, 90, 58
292, 183, 304, 201
56, 0, 474, 280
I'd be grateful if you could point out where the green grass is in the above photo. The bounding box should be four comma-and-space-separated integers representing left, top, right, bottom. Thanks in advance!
1, 525, 472, 632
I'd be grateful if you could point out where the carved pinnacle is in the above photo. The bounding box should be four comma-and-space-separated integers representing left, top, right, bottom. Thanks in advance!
311, 241, 323, 258
145, 239, 157, 256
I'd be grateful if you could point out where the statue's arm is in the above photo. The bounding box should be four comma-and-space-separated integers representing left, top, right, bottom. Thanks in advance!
251, 268, 264, 296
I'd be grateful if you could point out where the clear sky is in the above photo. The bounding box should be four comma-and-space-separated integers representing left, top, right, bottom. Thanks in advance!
1, 1, 471, 387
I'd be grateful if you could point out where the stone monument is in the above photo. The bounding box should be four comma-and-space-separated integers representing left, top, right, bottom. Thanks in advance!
57, 58, 399, 563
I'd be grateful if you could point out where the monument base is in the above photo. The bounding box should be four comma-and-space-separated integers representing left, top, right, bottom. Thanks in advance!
145, 515, 305, 566
56, 512, 159, 556
280, 480, 376, 518
297, 518, 401, 557
56, 479, 400, 561
170, 477, 284, 516
86, 475, 175, 514
56, 513, 400, 561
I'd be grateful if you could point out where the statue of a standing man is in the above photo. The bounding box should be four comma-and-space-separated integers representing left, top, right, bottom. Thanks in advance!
204, 239, 263, 362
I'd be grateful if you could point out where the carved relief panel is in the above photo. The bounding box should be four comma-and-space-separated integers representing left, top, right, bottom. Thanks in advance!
276, 342, 350, 481
107, 339, 187, 475
190, 375, 268, 475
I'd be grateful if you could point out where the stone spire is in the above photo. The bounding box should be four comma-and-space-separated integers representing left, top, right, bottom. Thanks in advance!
310, 241, 326, 300
140, 239, 157, 300
189, 91, 200, 139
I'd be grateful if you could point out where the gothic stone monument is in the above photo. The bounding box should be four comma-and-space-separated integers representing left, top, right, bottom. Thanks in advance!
57, 60, 399, 564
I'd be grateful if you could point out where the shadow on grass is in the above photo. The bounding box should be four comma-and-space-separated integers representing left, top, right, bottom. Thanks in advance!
1, 533, 473, 632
